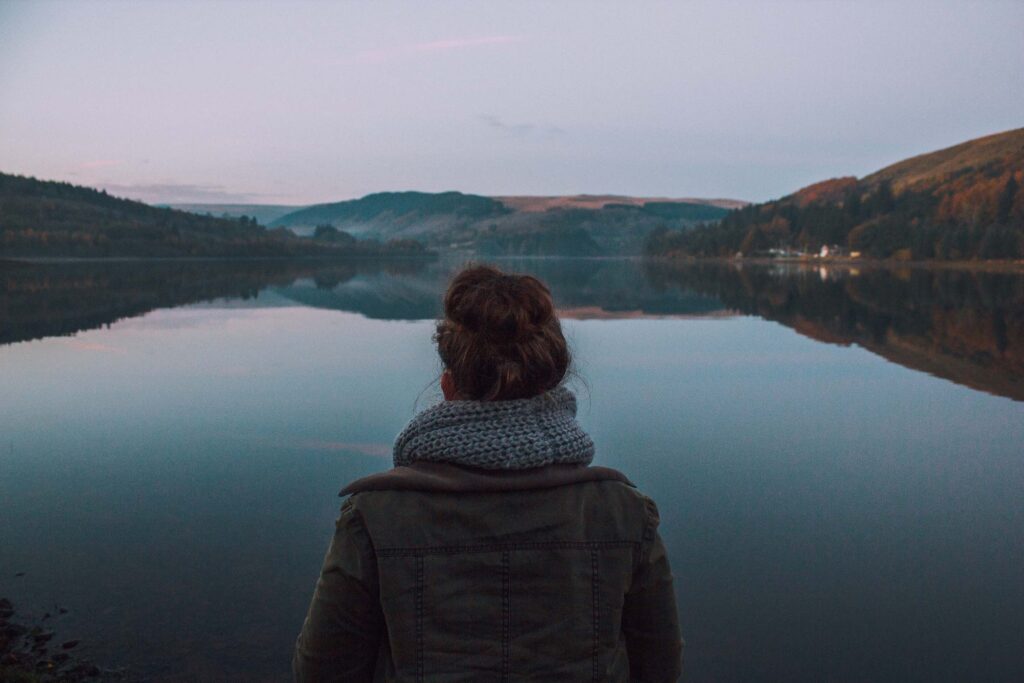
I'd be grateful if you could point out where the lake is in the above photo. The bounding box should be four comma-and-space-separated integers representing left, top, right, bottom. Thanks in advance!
1, 257, 1022, 681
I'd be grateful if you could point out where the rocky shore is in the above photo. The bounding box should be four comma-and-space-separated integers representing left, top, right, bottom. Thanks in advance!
0, 597, 123, 682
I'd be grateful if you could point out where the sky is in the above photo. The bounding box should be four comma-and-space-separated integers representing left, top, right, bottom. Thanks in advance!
1, 0, 1022, 205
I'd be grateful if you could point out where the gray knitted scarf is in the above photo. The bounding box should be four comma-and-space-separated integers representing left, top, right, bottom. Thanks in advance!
393, 386, 595, 470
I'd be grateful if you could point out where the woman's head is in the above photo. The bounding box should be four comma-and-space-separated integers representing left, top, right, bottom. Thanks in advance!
435, 264, 570, 401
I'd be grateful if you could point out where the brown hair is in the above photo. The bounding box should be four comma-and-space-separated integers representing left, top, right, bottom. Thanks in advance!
435, 264, 570, 401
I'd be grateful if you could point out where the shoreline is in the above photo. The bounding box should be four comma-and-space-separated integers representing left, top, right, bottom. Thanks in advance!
646, 255, 1024, 273
4, 252, 1023, 270
0, 597, 122, 682
0, 253, 437, 266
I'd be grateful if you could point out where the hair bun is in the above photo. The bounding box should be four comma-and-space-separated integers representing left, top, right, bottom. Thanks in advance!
435, 265, 570, 400
448, 272, 553, 341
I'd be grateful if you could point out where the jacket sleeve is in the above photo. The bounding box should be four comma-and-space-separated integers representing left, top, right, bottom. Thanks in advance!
293, 497, 384, 683
622, 496, 684, 683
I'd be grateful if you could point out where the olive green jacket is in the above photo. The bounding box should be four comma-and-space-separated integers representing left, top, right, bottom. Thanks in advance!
293, 462, 683, 682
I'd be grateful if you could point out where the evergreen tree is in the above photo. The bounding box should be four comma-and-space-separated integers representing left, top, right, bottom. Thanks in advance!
845, 188, 861, 221
873, 181, 895, 215
997, 174, 1018, 224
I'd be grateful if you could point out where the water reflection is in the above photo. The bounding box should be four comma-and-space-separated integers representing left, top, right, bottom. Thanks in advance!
2, 257, 1023, 681
274, 258, 728, 320
2, 258, 1022, 400
644, 262, 1024, 401
0, 259, 425, 345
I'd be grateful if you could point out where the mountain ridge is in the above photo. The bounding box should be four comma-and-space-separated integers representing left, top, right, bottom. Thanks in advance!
646, 127, 1024, 261
268, 191, 736, 255
862, 127, 1024, 192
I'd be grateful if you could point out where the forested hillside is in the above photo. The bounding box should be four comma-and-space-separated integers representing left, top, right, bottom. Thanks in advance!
272, 191, 731, 255
646, 128, 1024, 260
0, 174, 430, 258
271, 191, 511, 237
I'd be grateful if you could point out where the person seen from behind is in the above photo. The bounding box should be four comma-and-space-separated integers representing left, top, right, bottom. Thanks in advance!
294, 263, 683, 681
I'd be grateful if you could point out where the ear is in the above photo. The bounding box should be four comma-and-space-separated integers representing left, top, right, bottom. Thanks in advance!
441, 370, 458, 401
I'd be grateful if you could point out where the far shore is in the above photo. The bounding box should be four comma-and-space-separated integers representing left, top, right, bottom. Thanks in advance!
646, 254, 1024, 273
0, 253, 436, 266
3, 253, 1024, 273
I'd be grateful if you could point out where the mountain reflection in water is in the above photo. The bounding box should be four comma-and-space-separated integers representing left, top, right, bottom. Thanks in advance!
2, 258, 1022, 400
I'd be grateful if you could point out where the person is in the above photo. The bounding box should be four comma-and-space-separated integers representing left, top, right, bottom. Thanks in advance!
293, 264, 683, 682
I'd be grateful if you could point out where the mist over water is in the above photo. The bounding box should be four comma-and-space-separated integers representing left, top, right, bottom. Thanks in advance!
1, 258, 1022, 680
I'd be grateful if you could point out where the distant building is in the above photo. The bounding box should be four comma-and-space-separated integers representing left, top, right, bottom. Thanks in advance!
818, 244, 851, 258
765, 247, 807, 259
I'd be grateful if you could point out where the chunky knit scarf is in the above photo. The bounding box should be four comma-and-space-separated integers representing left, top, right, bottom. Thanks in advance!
393, 386, 595, 470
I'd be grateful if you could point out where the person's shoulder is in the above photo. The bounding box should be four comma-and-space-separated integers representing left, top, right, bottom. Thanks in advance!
580, 476, 660, 516
340, 461, 635, 497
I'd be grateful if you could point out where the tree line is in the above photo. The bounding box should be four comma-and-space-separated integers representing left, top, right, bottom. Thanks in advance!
0, 173, 432, 258
646, 169, 1023, 261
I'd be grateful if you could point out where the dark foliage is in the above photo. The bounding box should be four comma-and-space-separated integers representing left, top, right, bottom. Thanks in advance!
313, 224, 357, 244
0, 173, 433, 258
476, 225, 603, 256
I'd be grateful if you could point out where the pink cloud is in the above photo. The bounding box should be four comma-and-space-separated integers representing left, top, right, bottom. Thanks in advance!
344, 35, 524, 64
79, 159, 124, 169
413, 36, 523, 51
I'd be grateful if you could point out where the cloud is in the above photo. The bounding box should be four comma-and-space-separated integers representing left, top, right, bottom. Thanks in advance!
343, 35, 524, 65
79, 159, 124, 169
96, 182, 266, 204
478, 114, 566, 140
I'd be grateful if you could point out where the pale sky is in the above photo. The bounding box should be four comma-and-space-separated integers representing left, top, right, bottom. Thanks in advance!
1, 0, 1021, 205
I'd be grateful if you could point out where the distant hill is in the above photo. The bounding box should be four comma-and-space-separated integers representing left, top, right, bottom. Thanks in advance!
862, 128, 1024, 192
494, 194, 746, 212
271, 191, 510, 236
647, 127, 1024, 261
271, 190, 736, 256
164, 203, 303, 225
0, 173, 431, 259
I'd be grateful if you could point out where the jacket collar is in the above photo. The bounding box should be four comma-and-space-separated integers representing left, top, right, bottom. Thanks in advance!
341, 461, 633, 496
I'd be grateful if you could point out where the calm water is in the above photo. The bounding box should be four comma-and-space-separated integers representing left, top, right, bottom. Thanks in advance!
1, 257, 1022, 681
